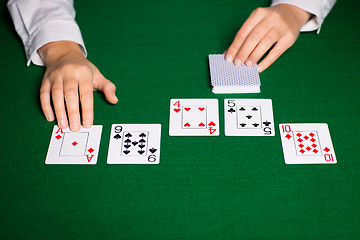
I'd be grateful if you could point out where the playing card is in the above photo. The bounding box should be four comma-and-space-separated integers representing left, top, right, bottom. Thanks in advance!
107, 124, 161, 164
225, 99, 275, 136
279, 123, 337, 164
208, 54, 261, 93
45, 125, 102, 164
169, 99, 219, 136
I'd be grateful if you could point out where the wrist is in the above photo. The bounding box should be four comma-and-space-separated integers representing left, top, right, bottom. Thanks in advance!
273, 4, 312, 27
38, 41, 85, 66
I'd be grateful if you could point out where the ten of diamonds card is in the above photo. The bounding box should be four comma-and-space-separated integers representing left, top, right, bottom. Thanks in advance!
279, 123, 337, 164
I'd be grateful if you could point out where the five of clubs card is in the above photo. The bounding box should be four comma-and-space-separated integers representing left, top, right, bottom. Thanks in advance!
45, 125, 102, 164
279, 123, 337, 164
107, 124, 161, 164
169, 99, 219, 136
224, 99, 275, 136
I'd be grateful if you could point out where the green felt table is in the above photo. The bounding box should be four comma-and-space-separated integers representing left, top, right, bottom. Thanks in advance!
1, 0, 359, 239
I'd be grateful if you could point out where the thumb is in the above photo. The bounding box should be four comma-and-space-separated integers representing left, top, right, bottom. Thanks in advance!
94, 74, 118, 104
89, 62, 118, 104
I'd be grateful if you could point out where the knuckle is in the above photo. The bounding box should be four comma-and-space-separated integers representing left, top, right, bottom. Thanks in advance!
104, 82, 115, 91
235, 30, 247, 42
67, 111, 79, 119
64, 87, 78, 99
39, 91, 49, 99
64, 86, 78, 93
80, 90, 93, 101
66, 105, 79, 115
51, 86, 63, 95
269, 10, 280, 19
228, 44, 238, 54
288, 33, 298, 42
77, 65, 93, 76
39, 86, 48, 95
250, 31, 262, 41
270, 48, 283, 59
252, 7, 266, 16
59, 63, 75, 73
264, 35, 275, 45
60, 64, 92, 78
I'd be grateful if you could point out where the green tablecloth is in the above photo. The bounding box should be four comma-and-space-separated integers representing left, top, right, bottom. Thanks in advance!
1, 0, 359, 239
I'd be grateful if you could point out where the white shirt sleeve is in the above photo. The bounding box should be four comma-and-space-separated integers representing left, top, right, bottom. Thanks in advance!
271, 0, 337, 33
7, 0, 87, 66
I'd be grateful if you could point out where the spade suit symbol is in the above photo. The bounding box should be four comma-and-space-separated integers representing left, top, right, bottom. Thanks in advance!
113, 134, 121, 140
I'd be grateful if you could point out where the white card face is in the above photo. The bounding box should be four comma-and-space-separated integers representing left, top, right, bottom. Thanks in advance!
107, 124, 161, 164
224, 99, 275, 136
279, 123, 337, 164
169, 99, 219, 136
45, 125, 102, 164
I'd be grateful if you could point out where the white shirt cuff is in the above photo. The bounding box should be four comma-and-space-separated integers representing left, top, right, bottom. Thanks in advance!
271, 0, 336, 34
26, 21, 87, 66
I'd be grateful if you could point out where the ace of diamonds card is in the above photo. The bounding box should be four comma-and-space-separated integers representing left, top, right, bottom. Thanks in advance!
45, 125, 102, 164
169, 99, 219, 136
279, 123, 337, 164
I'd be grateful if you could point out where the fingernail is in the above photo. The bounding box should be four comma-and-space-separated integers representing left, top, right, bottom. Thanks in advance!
83, 120, 91, 128
246, 60, 253, 67
71, 122, 80, 131
59, 120, 67, 129
225, 54, 233, 62
46, 114, 54, 122
257, 65, 263, 72
235, 59, 242, 66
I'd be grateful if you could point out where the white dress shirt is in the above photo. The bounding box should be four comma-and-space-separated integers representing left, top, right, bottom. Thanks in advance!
7, 0, 86, 66
8, 0, 336, 66
271, 0, 337, 33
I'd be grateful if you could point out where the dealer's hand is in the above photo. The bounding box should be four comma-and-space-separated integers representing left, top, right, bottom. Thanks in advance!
38, 41, 118, 131
225, 4, 311, 72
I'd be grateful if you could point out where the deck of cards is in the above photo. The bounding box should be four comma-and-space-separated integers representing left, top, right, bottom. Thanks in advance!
44, 53, 337, 166
208, 54, 261, 93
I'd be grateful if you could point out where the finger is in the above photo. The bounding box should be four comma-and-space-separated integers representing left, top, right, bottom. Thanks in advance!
234, 19, 273, 66
96, 77, 118, 104
39, 79, 55, 122
63, 78, 81, 132
51, 80, 68, 129
226, 8, 268, 63
79, 77, 94, 128
257, 37, 293, 73
245, 29, 280, 67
